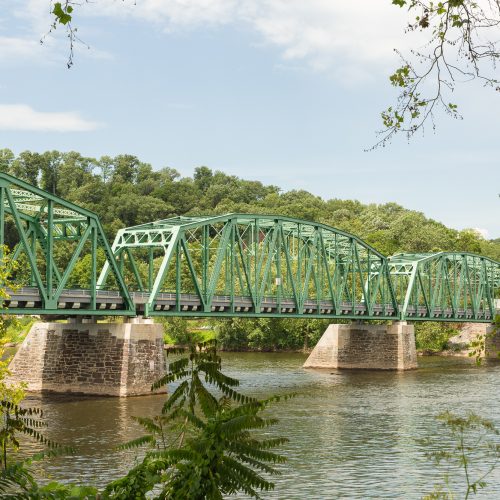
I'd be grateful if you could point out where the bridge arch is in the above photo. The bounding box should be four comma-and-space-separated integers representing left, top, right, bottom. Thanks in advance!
98, 214, 399, 318
388, 252, 500, 321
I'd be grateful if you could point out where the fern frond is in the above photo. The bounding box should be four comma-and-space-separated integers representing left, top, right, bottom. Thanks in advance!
175, 409, 205, 430
26, 446, 74, 464
165, 346, 187, 356
0, 462, 35, 494
166, 357, 190, 374
222, 455, 274, 495
117, 434, 156, 451
131, 416, 162, 434
161, 380, 189, 414
151, 369, 190, 390
228, 442, 287, 465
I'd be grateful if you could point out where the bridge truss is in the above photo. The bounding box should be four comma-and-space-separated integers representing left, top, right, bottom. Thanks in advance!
98, 214, 399, 319
0, 173, 498, 322
0, 172, 135, 315
388, 253, 499, 322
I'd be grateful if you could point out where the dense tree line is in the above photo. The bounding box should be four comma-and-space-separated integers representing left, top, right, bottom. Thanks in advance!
1, 148, 498, 259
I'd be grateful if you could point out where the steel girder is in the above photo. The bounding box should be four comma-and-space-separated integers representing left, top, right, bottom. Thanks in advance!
0, 172, 135, 315
388, 252, 500, 322
1, 173, 498, 322
98, 214, 399, 319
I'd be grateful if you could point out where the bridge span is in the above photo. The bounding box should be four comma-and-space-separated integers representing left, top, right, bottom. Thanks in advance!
1, 172, 499, 393
0, 172, 498, 322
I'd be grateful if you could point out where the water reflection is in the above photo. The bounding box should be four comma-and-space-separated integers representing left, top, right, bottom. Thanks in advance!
19, 354, 500, 498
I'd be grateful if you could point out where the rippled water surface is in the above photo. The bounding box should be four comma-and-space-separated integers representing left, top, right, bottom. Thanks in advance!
22, 354, 500, 499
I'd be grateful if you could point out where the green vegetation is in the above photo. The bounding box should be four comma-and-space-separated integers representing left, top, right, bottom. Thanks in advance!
422, 411, 500, 499
2, 318, 35, 346
414, 322, 460, 353
1, 149, 498, 260
160, 318, 216, 345
215, 318, 331, 351
0, 336, 292, 498
0, 248, 78, 497
106, 340, 292, 499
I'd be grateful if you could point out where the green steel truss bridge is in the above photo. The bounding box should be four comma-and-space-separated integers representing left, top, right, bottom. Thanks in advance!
0, 173, 498, 322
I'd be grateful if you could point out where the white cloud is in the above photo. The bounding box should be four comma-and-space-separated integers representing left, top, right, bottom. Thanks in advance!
0, 104, 102, 132
0, 36, 44, 62
11, 0, 415, 80
97, 1, 411, 74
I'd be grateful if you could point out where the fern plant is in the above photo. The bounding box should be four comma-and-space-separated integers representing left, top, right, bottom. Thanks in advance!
0, 401, 74, 497
157, 395, 291, 499
105, 339, 292, 499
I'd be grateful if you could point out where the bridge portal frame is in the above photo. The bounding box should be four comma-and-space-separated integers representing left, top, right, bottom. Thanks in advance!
0, 172, 135, 316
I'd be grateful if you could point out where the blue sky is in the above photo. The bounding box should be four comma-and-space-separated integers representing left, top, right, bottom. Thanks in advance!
1, 0, 499, 237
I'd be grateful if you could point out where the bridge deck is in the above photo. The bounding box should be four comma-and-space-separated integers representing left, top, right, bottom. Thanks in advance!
3, 287, 495, 321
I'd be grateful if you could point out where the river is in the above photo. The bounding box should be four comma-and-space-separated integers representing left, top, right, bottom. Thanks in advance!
20, 353, 500, 499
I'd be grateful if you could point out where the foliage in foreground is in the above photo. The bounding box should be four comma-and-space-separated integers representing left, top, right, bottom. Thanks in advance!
105, 339, 292, 499
422, 411, 500, 499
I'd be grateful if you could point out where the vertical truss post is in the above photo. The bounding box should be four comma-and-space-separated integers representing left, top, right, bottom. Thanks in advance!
148, 246, 154, 292
0, 184, 4, 258
46, 199, 53, 300
276, 224, 282, 314
90, 222, 97, 310
202, 224, 209, 302
229, 221, 235, 314
176, 241, 181, 312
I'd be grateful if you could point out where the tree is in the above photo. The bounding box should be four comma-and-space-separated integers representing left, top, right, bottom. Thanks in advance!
105, 340, 292, 499
376, 0, 500, 147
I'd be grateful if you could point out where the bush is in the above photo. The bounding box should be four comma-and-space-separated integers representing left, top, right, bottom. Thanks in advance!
159, 317, 207, 345
414, 322, 459, 352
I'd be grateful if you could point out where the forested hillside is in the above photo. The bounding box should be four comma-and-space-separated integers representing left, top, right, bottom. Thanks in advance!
1, 148, 498, 259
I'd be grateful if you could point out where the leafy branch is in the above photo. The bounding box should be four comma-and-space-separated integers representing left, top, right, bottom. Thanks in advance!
373, 0, 500, 148
421, 411, 500, 499
106, 339, 294, 499
44, 1, 87, 68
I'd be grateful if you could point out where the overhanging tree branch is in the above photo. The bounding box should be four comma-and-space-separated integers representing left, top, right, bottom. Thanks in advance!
372, 0, 500, 148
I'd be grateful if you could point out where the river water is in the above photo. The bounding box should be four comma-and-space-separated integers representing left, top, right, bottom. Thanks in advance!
21, 353, 500, 499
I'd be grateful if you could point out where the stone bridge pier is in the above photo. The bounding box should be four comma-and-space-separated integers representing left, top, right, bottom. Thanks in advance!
8, 318, 166, 396
303, 321, 418, 370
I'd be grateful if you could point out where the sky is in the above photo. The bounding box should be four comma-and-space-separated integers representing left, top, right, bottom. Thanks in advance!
0, 0, 499, 238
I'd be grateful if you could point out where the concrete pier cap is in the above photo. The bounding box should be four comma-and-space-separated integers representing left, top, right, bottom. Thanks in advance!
303, 321, 417, 371
7, 319, 166, 396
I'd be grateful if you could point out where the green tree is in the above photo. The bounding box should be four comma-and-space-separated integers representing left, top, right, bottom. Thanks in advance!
0, 150, 15, 174
106, 340, 291, 499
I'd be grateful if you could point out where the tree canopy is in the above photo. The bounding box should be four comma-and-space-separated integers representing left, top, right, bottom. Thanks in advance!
1, 147, 498, 260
